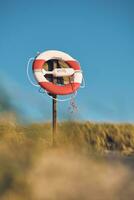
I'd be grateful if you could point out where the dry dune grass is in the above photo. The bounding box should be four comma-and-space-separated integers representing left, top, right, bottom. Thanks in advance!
0, 118, 134, 199
29, 148, 133, 200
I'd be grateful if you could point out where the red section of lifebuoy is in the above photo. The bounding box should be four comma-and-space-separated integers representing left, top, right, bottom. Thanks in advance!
32, 60, 45, 70
66, 61, 80, 70
39, 82, 80, 95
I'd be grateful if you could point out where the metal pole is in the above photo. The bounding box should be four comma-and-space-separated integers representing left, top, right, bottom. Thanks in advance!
47, 59, 57, 146
52, 60, 58, 146
52, 94, 57, 145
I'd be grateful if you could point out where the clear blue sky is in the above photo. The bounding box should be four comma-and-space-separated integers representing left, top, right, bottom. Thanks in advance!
0, 0, 134, 123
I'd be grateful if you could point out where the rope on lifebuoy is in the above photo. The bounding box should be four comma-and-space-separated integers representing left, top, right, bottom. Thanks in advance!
26, 57, 40, 87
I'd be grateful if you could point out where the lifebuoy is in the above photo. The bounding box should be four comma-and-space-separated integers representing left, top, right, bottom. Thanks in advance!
32, 50, 82, 95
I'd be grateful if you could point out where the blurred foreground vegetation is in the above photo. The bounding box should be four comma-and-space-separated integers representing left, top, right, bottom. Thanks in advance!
0, 117, 134, 200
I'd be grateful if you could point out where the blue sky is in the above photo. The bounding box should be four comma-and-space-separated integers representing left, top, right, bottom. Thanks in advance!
0, 0, 134, 122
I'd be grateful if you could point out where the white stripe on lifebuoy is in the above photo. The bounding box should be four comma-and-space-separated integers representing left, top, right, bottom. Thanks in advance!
36, 50, 76, 61
34, 70, 49, 82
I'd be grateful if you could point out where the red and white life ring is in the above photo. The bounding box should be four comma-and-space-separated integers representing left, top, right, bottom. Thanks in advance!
32, 50, 82, 95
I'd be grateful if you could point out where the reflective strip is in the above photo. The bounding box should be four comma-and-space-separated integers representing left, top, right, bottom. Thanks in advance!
74, 72, 83, 83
